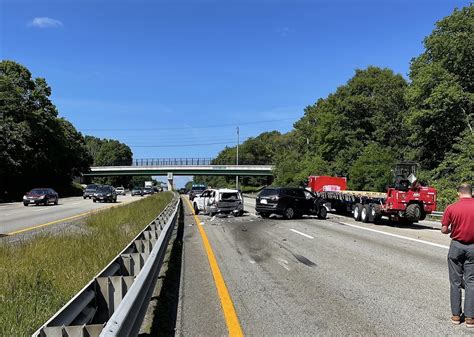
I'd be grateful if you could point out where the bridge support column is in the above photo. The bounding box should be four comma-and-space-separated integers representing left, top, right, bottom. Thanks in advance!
167, 172, 174, 191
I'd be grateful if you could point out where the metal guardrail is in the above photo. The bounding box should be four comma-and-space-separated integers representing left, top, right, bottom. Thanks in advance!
33, 195, 181, 337
430, 211, 444, 218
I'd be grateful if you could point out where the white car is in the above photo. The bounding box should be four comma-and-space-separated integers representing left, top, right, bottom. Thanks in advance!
193, 188, 244, 216
115, 186, 125, 195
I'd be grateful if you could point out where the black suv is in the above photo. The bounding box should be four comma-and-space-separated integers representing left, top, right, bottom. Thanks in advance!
255, 187, 327, 219
92, 185, 117, 203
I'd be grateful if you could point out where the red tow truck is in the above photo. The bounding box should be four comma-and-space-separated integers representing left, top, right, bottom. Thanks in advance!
307, 163, 437, 224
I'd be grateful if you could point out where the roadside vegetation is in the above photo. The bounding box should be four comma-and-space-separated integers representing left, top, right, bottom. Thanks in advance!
201, 5, 473, 209
0, 192, 172, 336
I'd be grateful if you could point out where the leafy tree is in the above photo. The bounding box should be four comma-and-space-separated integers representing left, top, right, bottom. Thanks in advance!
405, 5, 473, 169
276, 66, 407, 186
84, 136, 133, 186
0, 60, 92, 200
348, 143, 395, 191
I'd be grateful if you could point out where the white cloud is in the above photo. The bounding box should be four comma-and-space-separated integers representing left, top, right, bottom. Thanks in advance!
276, 27, 293, 37
28, 17, 63, 28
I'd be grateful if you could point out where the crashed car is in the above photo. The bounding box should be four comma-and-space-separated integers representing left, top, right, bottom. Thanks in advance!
192, 188, 244, 216
255, 187, 327, 219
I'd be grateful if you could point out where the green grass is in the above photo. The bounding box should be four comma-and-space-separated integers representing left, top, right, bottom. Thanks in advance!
0, 192, 173, 336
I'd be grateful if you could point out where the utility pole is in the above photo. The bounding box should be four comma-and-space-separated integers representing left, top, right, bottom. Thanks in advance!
236, 126, 239, 190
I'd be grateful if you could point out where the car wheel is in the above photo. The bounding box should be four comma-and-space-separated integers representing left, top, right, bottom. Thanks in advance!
318, 207, 327, 219
83, 196, 86, 199
43, 198, 49, 206
54, 198, 58, 205
284, 207, 295, 220
193, 203, 200, 215
93, 199, 96, 203
23, 202, 29, 207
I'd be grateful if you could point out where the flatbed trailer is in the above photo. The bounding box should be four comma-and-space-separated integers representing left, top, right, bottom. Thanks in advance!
314, 187, 437, 224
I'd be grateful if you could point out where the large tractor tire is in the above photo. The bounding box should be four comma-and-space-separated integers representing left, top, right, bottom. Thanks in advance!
361, 204, 370, 223
353, 203, 363, 221
370, 204, 383, 223
405, 204, 422, 222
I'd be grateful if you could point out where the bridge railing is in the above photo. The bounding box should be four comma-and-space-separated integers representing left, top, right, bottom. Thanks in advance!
97, 158, 272, 167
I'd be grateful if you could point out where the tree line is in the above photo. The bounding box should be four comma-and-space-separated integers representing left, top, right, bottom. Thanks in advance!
0, 61, 141, 200
202, 5, 473, 209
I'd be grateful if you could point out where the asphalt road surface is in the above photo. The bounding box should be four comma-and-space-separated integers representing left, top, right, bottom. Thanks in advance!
0, 194, 142, 236
178, 196, 470, 336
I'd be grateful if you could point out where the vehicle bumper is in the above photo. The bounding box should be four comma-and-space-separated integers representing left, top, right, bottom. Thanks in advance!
255, 204, 284, 214
24, 199, 45, 205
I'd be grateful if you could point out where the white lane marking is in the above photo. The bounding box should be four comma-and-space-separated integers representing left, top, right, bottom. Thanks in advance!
339, 222, 449, 250
289, 228, 314, 239
32, 208, 49, 212
249, 260, 256, 264
278, 262, 290, 271
70, 202, 81, 205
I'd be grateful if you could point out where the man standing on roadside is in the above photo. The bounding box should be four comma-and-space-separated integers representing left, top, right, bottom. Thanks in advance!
441, 183, 474, 326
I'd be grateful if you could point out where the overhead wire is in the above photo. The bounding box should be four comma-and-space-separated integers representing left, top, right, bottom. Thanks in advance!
78, 117, 297, 132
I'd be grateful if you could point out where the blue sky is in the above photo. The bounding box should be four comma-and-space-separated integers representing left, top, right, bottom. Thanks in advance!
1, 0, 470, 186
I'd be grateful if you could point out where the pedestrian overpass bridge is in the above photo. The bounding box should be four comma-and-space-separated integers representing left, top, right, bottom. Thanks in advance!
82, 158, 274, 190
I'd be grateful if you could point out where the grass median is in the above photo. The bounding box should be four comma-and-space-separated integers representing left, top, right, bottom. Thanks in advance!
0, 192, 173, 336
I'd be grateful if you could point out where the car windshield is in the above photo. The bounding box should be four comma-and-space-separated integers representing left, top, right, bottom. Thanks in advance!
30, 189, 48, 194
259, 188, 279, 197
220, 192, 239, 201
97, 187, 110, 193
133, 187, 141, 191
86, 184, 99, 190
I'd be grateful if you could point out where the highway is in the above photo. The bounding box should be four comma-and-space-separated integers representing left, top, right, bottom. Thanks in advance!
0, 194, 141, 236
178, 196, 466, 335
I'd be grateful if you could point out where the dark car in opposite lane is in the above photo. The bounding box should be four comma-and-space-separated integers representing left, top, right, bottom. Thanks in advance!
83, 184, 101, 199
92, 185, 117, 203
23, 188, 59, 206
255, 187, 327, 219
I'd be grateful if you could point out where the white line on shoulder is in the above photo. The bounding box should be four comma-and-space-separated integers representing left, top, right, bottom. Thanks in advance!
339, 222, 449, 249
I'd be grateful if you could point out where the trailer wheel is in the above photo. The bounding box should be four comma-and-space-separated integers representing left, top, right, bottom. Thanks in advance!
361, 205, 370, 223
371, 204, 382, 223
353, 203, 362, 221
406, 203, 421, 222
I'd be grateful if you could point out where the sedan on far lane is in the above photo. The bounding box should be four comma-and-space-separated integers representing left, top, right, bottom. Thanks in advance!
92, 185, 117, 203
23, 188, 59, 206
131, 187, 144, 196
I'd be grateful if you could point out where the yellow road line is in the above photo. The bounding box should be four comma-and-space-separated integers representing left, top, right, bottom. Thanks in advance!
184, 197, 244, 337
6, 199, 137, 236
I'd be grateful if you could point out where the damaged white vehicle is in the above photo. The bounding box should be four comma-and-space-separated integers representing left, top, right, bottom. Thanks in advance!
193, 188, 244, 216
